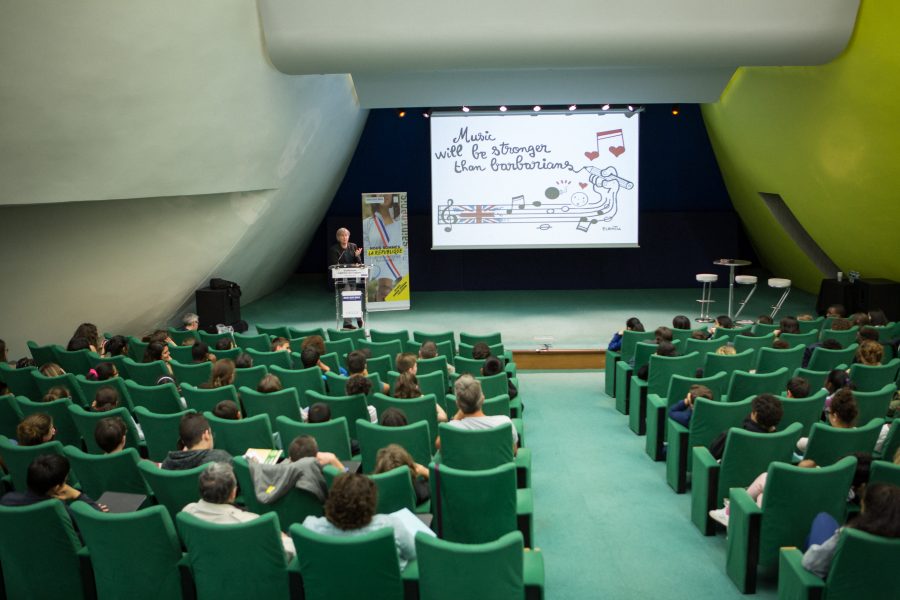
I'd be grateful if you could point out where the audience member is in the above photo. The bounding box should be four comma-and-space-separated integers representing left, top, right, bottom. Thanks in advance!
374, 443, 430, 505
672, 315, 691, 330
798, 388, 858, 454
256, 374, 283, 393
471, 342, 491, 360
203, 359, 235, 389
855, 340, 884, 366
181, 313, 200, 331
802, 338, 842, 369
191, 341, 215, 363
215, 337, 234, 351
778, 316, 800, 335
482, 355, 518, 402
418, 340, 455, 374
772, 338, 790, 349
395, 352, 417, 375
104, 335, 128, 357
161, 413, 232, 470
41, 386, 71, 403
94, 417, 128, 454
17, 413, 55, 446
271, 337, 290, 352
346, 374, 373, 398
143, 341, 176, 385
347, 350, 389, 394
708, 394, 784, 460
867, 309, 889, 327
287, 435, 344, 471
636, 340, 677, 381
825, 304, 845, 318
607, 317, 645, 352
786, 376, 811, 399
234, 353, 253, 369
87, 362, 118, 381
667, 385, 714, 427
757, 315, 774, 325
213, 400, 241, 420
439, 375, 518, 452
0, 454, 105, 515
379, 407, 408, 427
39, 363, 66, 377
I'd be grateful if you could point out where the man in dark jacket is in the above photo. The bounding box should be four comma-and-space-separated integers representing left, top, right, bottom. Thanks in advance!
708, 393, 784, 461
161, 413, 232, 470
0, 454, 106, 517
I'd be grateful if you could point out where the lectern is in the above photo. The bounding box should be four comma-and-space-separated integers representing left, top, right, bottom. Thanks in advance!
330, 264, 370, 329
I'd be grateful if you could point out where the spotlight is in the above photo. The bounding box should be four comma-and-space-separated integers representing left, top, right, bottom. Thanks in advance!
396, 109, 406, 118
499, 105, 507, 112
671, 104, 680, 116
568, 104, 577, 111
533, 105, 541, 112
461, 106, 470, 113
422, 109, 431, 119
627, 105, 634, 112
601, 103, 610, 111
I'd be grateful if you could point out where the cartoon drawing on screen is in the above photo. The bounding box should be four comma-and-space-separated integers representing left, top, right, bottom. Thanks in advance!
437, 165, 632, 233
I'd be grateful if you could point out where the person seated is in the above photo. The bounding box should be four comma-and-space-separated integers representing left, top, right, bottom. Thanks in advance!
757, 315, 774, 325
825, 304, 845, 318
379, 407, 408, 427
301, 473, 417, 569
797, 388, 858, 454
797, 314, 815, 322
856, 326, 880, 344
854, 339, 884, 366
785, 376, 810, 399
213, 400, 242, 421
654, 326, 674, 343
391, 373, 448, 425
161, 413, 232, 470
772, 338, 791, 349
635, 340, 677, 381
345, 374, 379, 423
708, 393, 784, 460
94, 417, 128, 454
482, 355, 518, 402
256, 374, 283, 393
395, 352, 417, 376
0, 454, 106, 515
40, 363, 66, 377
17, 413, 56, 446
347, 350, 390, 395
191, 341, 215, 364
287, 435, 344, 471
690, 329, 710, 341
607, 317, 645, 352
801, 483, 900, 578
308, 401, 361, 455
776, 316, 801, 336
437, 375, 518, 453
234, 353, 253, 369
418, 340, 455, 374
822, 369, 854, 412
850, 312, 871, 328
143, 342, 176, 386
374, 443, 430, 505
181, 462, 295, 560
667, 384, 714, 428
143, 329, 174, 346
201, 359, 235, 389
471, 342, 491, 360
215, 337, 234, 351
867, 308, 889, 327
672, 315, 691, 330
271, 337, 290, 353
87, 362, 118, 382
710, 315, 733, 336
103, 335, 128, 357
41, 386, 71, 403
180, 312, 200, 331
802, 338, 843, 368
90, 386, 143, 439
829, 318, 852, 332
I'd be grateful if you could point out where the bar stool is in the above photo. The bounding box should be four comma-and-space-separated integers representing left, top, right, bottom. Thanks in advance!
695, 273, 718, 323
768, 278, 792, 318
733, 275, 758, 324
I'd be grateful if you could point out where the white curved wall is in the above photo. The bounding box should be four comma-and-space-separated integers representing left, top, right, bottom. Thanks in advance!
0, 0, 367, 357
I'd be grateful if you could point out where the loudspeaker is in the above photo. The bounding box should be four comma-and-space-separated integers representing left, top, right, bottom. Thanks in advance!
195, 287, 241, 331
857, 279, 900, 321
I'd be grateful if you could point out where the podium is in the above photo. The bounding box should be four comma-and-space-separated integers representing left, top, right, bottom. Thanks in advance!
330, 264, 370, 329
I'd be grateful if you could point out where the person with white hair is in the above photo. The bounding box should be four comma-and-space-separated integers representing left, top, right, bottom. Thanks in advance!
327, 227, 364, 329
181, 312, 199, 331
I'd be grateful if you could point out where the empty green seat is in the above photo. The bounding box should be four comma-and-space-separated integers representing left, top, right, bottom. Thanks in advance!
205, 411, 276, 455
287, 326, 327, 340
256, 324, 291, 338
370, 329, 409, 344
366, 355, 392, 385
724, 367, 790, 402
605, 330, 654, 401
357, 338, 403, 360
269, 365, 325, 406
168, 345, 194, 364
52, 347, 95, 376
323, 338, 354, 364
170, 359, 212, 388
818, 326, 860, 346
275, 415, 354, 461
327, 327, 367, 348
853, 384, 896, 425
797, 316, 825, 334
32, 370, 87, 406
778, 331, 819, 348
615, 341, 659, 415
246, 348, 292, 369
413, 330, 456, 355
848, 358, 900, 392
125, 380, 183, 414
233, 365, 269, 391
181, 383, 238, 413
240, 386, 303, 424
776, 390, 828, 434
122, 357, 169, 386
733, 333, 775, 355
27, 340, 60, 367
234, 332, 272, 352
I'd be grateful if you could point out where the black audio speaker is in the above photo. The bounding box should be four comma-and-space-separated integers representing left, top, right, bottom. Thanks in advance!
857, 279, 900, 321
195, 287, 241, 331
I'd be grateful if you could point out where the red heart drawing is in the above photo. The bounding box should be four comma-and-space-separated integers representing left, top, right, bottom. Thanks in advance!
579, 182, 588, 189
609, 146, 625, 157
584, 151, 600, 161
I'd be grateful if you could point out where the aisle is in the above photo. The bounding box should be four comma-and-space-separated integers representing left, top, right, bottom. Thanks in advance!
521, 370, 777, 599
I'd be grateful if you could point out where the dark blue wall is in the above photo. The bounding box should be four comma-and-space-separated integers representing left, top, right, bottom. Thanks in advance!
299, 104, 757, 290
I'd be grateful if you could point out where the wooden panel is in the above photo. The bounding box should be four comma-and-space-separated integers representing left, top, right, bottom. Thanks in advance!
511, 349, 605, 370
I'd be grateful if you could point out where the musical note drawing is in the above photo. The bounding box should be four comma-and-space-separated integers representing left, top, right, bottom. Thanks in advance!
439, 199, 458, 232
597, 129, 625, 157
507, 195, 525, 214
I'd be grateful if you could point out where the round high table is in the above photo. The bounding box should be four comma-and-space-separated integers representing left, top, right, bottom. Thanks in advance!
713, 259, 752, 319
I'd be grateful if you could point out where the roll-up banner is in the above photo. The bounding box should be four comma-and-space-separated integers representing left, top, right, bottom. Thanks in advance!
361, 192, 410, 311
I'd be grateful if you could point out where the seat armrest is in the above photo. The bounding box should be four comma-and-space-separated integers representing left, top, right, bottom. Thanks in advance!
523, 548, 545, 600
628, 378, 648, 435
778, 548, 825, 600
665, 419, 690, 493
690, 447, 720, 535
645, 395, 667, 461
726, 488, 763, 594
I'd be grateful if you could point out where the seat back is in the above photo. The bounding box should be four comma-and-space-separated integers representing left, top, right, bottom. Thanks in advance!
632, 341, 660, 372
458, 341, 506, 359
733, 333, 775, 355
687, 397, 753, 451
775, 390, 828, 433
357, 338, 403, 360
52, 347, 94, 376
63, 446, 150, 497
270, 365, 326, 405
327, 326, 368, 345
755, 344, 805, 374
27, 340, 60, 366
712, 325, 753, 342
357, 419, 432, 472
32, 371, 87, 406
181, 383, 238, 413
256, 324, 291, 338
438, 421, 514, 470
217, 348, 247, 362
853, 384, 897, 425
305, 391, 370, 440
137, 462, 206, 520
324, 370, 349, 396
661, 371, 729, 407
290, 524, 402, 600
778, 331, 819, 347
415, 530, 524, 600
683, 336, 724, 356
232, 365, 268, 390
0, 363, 41, 400
0, 395, 23, 438
0, 435, 66, 491
646, 352, 703, 396
365, 355, 392, 384
70, 503, 183, 600
481, 394, 513, 418
808, 343, 859, 372
618, 330, 655, 362
167, 327, 199, 345
176, 511, 290, 598
793, 367, 831, 387
454, 355, 484, 376
323, 337, 354, 362
751, 457, 856, 569
0, 502, 85, 600
76, 374, 133, 411
848, 358, 900, 392
869, 459, 900, 487
703, 348, 756, 379
818, 326, 860, 346
204, 412, 274, 455
477, 372, 510, 399
125, 379, 183, 414
416, 356, 450, 389
370, 466, 417, 513
823, 527, 900, 600
460, 331, 502, 346
717, 423, 803, 504
169, 344, 196, 363
240, 386, 303, 424
804, 419, 885, 465
287, 326, 327, 340
413, 330, 457, 355
13, 396, 82, 447
67, 405, 142, 454
246, 348, 292, 369
370, 329, 409, 344
234, 332, 272, 352
726, 367, 790, 402
134, 406, 195, 462
797, 317, 825, 334
417, 370, 447, 402
431, 462, 517, 543
232, 456, 323, 526
371, 393, 438, 442
275, 416, 353, 460
169, 360, 212, 387
121, 357, 168, 386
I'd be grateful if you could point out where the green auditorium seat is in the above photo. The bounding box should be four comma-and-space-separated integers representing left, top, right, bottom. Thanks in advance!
274, 416, 354, 461
232, 365, 268, 391
125, 379, 183, 414
807, 343, 859, 372
629, 352, 703, 436
755, 345, 804, 374
246, 348, 293, 369
168, 345, 195, 363
137, 462, 206, 520
256, 324, 291, 338
167, 327, 199, 345
240, 386, 303, 424
204, 411, 276, 455
270, 365, 326, 405
370, 328, 409, 344
27, 340, 60, 367
369, 465, 418, 513
723, 367, 790, 402
305, 391, 370, 440
233, 332, 271, 351
0, 435, 66, 491
357, 338, 403, 360
869, 459, 900, 487
848, 358, 900, 392
169, 359, 212, 387
817, 326, 859, 346
327, 327, 367, 347
702, 348, 755, 379
0, 363, 40, 400
437, 421, 531, 489
63, 445, 150, 498
356, 419, 432, 473
181, 382, 238, 413
13, 395, 81, 447
323, 337, 354, 362
615, 340, 659, 415
778, 331, 819, 348
32, 370, 88, 406
802, 418, 885, 466
605, 329, 653, 400
413, 330, 457, 355
733, 332, 775, 355
52, 347, 95, 376
370, 393, 439, 449
797, 316, 824, 334
775, 390, 828, 434
853, 384, 896, 425
133, 406, 195, 463
0, 394, 23, 439
287, 326, 327, 340
121, 357, 168, 386
232, 456, 323, 528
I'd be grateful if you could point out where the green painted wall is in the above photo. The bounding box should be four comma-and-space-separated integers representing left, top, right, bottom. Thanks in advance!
702, 1, 900, 293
